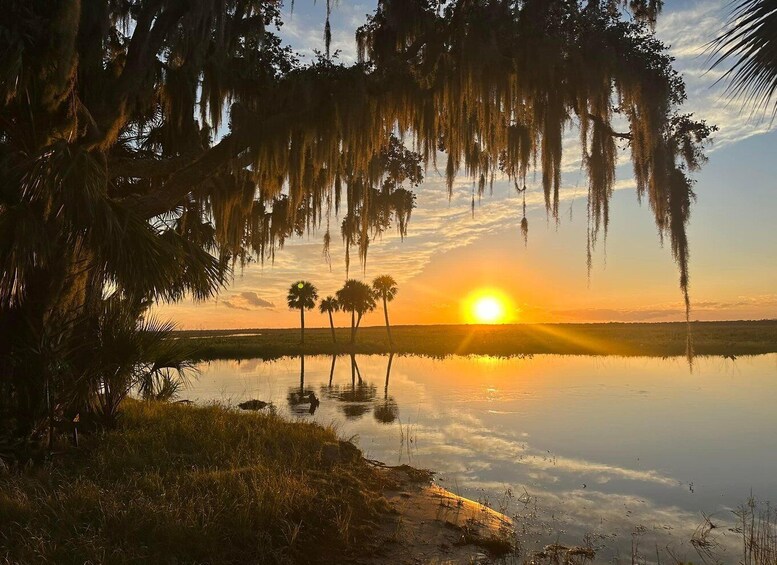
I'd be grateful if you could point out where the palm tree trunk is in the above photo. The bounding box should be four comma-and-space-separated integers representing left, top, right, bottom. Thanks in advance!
354, 312, 363, 342
382, 295, 393, 348
300, 306, 305, 344
350, 309, 356, 344
328, 310, 336, 343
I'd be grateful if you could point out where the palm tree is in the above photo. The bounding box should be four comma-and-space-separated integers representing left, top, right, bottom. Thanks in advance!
711, 0, 777, 114
287, 281, 318, 344
372, 275, 398, 348
319, 296, 340, 344
335, 280, 376, 344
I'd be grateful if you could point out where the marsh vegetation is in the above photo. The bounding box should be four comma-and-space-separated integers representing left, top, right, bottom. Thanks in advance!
176, 320, 777, 361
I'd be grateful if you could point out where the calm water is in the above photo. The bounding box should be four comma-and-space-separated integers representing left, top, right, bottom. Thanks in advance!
188, 354, 777, 562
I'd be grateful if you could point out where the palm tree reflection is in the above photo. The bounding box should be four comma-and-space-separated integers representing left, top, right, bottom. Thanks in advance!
286, 355, 320, 415
373, 353, 398, 424
321, 354, 377, 420
328, 355, 336, 387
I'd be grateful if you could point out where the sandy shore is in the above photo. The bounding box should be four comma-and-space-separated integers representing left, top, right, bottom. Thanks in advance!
355, 464, 515, 565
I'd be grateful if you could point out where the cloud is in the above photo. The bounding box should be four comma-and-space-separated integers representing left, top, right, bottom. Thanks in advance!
239, 291, 276, 308
222, 291, 276, 311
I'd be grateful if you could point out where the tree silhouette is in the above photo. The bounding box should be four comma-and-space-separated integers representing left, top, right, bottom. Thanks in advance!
318, 296, 340, 344
287, 281, 318, 344
336, 280, 376, 344
0, 0, 713, 438
711, 0, 777, 115
372, 275, 398, 348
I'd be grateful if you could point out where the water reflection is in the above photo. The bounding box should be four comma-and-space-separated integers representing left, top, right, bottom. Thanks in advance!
374, 353, 398, 424
191, 353, 777, 561
321, 354, 378, 420
286, 355, 319, 415
284, 353, 400, 423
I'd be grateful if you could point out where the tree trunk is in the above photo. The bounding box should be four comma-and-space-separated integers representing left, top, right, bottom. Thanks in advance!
300, 306, 305, 344
354, 312, 363, 342
350, 310, 356, 344
328, 311, 336, 343
382, 295, 393, 348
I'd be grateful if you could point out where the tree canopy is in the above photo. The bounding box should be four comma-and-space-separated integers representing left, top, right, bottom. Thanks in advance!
0, 0, 712, 439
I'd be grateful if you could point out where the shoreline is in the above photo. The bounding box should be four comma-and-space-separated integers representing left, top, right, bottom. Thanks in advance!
174, 320, 777, 361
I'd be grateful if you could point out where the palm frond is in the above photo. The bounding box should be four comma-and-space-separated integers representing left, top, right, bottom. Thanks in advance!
710, 0, 777, 116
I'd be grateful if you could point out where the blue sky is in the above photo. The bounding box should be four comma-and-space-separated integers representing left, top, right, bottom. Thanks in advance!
155, 0, 777, 329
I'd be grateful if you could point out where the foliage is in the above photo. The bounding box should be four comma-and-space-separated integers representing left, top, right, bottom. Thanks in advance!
0, 292, 193, 448
336, 280, 377, 343
85, 296, 195, 426
287, 281, 319, 312
372, 275, 398, 303
318, 296, 340, 315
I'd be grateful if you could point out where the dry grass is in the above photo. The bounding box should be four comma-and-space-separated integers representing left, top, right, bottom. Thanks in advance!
0, 400, 390, 564
733, 495, 777, 565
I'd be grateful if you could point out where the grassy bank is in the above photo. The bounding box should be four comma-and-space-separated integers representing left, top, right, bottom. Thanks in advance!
0, 401, 391, 564
177, 320, 777, 361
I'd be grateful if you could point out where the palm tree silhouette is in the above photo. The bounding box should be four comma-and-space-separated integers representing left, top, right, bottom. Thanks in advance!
372, 275, 398, 348
287, 281, 318, 344
318, 296, 340, 344
335, 280, 376, 344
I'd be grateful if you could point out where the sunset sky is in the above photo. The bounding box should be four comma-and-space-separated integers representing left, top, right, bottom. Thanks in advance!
155, 0, 777, 329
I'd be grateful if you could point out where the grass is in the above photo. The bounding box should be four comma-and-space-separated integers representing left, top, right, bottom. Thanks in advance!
0, 400, 391, 564
176, 320, 777, 361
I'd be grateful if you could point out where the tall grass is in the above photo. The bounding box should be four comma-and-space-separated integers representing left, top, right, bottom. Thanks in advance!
0, 400, 389, 564
734, 495, 777, 565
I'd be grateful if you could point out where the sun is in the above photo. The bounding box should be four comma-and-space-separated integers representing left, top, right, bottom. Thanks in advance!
463, 289, 514, 324
474, 297, 504, 323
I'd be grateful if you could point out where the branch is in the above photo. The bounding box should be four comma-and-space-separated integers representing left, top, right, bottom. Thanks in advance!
125, 132, 251, 219
587, 114, 633, 140
91, 2, 188, 147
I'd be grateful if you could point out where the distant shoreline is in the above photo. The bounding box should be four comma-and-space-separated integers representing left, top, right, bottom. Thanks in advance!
175, 320, 777, 360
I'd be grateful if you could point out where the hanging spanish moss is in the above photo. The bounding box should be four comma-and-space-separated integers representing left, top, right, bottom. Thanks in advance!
516, 181, 528, 246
